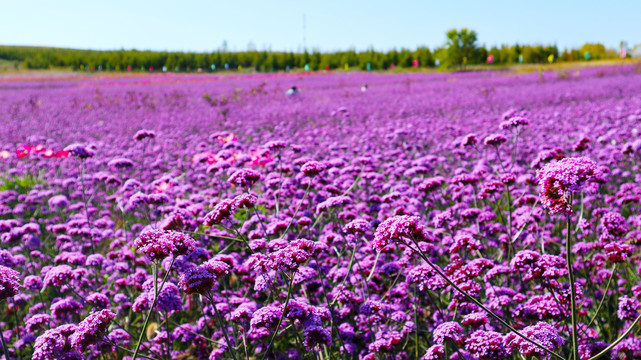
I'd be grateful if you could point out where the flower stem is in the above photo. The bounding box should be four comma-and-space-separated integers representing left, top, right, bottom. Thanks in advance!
566, 215, 579, 360
586, 313, 641, 360
261, 272, 296, 360
131, 258, 175, 360
205, 293, 240, 360
404, 238, 565, 360
282, 182, 312, 236
585, 264, 617, 330
0, 308, 10, 360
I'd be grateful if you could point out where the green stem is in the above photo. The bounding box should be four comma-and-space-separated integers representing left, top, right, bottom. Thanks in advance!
586, 313, 641, 360
282, 182, 312, 236
366, 252, 381, 282
413, 284, 419, 359
341, 174, 361, 196
585, 264, 617, 330
205, 293, 240, 360
330, 240, 358, 306
261, 272, 296, 360
131, 258, 175, 360
79, 160, 96, 252
0, 307, 10, 360
107, 339, 162, 360
253, 207, 270, 238
403, 238, 565, 360
566, 215, 579, 360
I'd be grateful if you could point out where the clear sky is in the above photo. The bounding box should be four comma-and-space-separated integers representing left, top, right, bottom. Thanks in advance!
2, 0, 639, 52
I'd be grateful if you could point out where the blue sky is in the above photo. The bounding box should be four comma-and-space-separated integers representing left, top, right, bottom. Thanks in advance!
2, 0, 639, 52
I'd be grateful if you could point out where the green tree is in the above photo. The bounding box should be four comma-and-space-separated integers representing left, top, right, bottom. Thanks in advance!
445, 28, 479, 69
580, 43, 606, 60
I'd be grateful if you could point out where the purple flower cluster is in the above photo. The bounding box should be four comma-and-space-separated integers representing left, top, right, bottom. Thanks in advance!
301, 160, 327, 177
69, 309, 116, 351
465, 330, 506, 359
63, 143, 95, 159
505, 322, 565, 357
2, 66, 641, 360
42, 265, 74, 287
538, 157, 601, 215
228, 169, 261, 187
179, 259, 230, 294
133, 129, 156, 141
499, 116, 529, 130
372, 215, 424, 251
33, 324, 80, 360
0, 264, 21, 301
134, 229, 196, 261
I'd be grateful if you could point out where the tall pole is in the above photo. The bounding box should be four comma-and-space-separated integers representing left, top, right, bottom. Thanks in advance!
303, 14, 307, 51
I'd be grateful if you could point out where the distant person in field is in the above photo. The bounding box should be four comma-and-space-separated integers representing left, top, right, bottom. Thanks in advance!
361, 84, 368, 92
285, 86, 299, 97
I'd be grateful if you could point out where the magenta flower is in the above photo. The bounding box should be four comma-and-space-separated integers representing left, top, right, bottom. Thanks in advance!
203, 199, 237, 225
250, 305, 283, 330
63, 143, 95, 158
228, 169, 261, 187
69, 309, 116, 352
179, 260, 230, 295
0, 264, 20, 301
134, 229, 195, 261
433, 322, 464, 345
537, 157, 601, 215
343, 219, 371, 235
301, 160, 327, 177
617, 296, 640, 321
499, 116, 529, 130
42, 265, 74, 287
179, 266, 215, 294
483, 134, 508, 146
422, 344, 445, 360
372, 215, 425, 251
465, 330, 506, 359
133, 129, 156, 141
505, 322, 564, 357
33, 324, 79, 360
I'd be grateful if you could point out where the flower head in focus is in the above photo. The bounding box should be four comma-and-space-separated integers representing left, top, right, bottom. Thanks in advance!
134, 229, 196, 261
69, 309, 116, 352
504, 322, 564, 357
537, 157, 601, 215
0, 264, 21, 301
372, 215, 425, 252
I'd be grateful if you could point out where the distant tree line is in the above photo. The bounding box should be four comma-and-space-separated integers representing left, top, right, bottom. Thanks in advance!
0, 29, 629, 72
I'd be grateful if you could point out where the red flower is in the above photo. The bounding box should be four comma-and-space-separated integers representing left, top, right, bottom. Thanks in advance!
16, 146, 30, 158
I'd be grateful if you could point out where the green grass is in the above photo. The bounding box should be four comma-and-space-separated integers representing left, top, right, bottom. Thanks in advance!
0, 173, 45, 193
0, 58, 21, 72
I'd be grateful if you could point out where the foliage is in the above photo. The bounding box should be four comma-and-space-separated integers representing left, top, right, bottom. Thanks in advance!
0, 30, 626, 73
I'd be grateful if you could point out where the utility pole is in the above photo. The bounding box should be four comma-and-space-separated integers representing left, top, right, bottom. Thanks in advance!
303, 14, 307, 51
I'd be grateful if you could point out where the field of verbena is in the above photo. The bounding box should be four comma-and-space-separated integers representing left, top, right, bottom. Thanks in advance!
0, 65, 641, 360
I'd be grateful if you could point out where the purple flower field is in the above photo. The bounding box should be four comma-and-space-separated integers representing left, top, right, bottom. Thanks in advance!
1, 65, 641, 360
